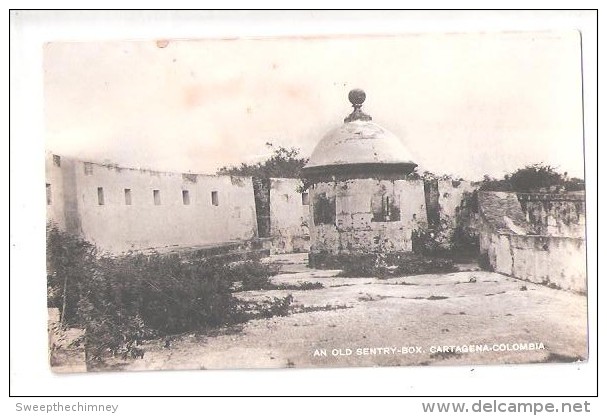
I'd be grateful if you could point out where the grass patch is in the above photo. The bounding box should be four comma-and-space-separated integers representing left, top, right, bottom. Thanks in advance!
485, 291, 507, 297
292, 304, 351, 314
273, 281, 324, 291
356, 292, 390, 302
238, 295, 293, 319
426, 295, 449, 301
314, 252, 457, 278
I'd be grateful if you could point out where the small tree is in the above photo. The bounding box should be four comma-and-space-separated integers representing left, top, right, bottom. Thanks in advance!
217, 143, 308, 179
508, 163, 563, 192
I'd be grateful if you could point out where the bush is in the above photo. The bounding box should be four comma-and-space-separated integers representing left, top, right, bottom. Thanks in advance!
412, 226, 453, 255
46, 224, 288, 361
46, 223, 98, 325
246, 295, 293, 319
230, 260, 277, 291
412, 212, 479, 259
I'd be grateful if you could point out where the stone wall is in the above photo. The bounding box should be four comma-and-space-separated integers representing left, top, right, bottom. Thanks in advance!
437, 179, 478, 227
46, 154, 258, 253
478, 191, 586, 293
517, 193, 586, 238
309, 178, 427, 255
45, 153, 66, 230
269, 178, 310, 253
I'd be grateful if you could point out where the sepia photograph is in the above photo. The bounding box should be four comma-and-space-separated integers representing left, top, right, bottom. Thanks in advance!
42, 29, 588, 374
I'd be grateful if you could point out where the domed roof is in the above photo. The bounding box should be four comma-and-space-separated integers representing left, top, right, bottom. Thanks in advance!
302, 89, 417, 177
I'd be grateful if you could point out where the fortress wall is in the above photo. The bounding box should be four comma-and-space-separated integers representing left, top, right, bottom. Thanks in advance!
517, 193, 586, 238
45, 154, 66, 231
46, 155, 258, 253
479, 191, 586, 292
269, 178, 310, 253
437, 179, 477, 225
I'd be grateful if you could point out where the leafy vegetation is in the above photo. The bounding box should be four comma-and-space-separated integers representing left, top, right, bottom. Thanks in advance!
310, 252, 456, 278
479, 163, 584, 193
407, 170, 464, 181
46, 224, 293, 362
217, 143, 308, 179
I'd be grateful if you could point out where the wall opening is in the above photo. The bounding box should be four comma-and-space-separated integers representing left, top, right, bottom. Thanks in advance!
313, 192, 336, 225
302, 192, 310, 205
252, 177, 271, 237
124, 188, 132, 205
97, 187, 105, 205
52, 155, 61, 167
371, 193, 401, 222
424, 179, 440, 228
211, 191, 219, 206
182, 190, 190, 205
153, 190, 161, 205
46, 183, 52, 205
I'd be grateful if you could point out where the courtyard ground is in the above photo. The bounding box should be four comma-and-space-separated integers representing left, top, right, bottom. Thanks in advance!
96, 253, 587, 372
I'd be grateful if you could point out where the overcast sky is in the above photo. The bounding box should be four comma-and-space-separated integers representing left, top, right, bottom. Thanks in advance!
44, 30, 585, 180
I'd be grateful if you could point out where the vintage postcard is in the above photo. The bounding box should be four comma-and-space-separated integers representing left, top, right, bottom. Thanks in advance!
44, 31, 587, 373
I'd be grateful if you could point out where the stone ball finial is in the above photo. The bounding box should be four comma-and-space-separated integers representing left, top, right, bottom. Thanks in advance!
344, 89, 372, 123
348, 89, 366, 107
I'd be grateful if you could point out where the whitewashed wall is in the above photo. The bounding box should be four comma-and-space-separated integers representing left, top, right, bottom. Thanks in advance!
46, 155, 258, 253
269, 178, 310, 253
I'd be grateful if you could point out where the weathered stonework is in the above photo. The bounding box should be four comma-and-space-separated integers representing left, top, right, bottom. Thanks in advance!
478, 191, 586, 293
302, 90, 428, 265
517, 193, 585, 238
269, 178, 310, 254
308, 178, 427, 259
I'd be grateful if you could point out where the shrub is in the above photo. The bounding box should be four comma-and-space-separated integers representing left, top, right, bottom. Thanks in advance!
46, 224, 288, 362
46, 223, 98, 325
230, 260, 277, 291
412, 216, 455, 255
251, 295, 293, 319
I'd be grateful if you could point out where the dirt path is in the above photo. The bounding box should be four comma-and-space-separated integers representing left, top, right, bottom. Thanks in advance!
97, 253, 587, 372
